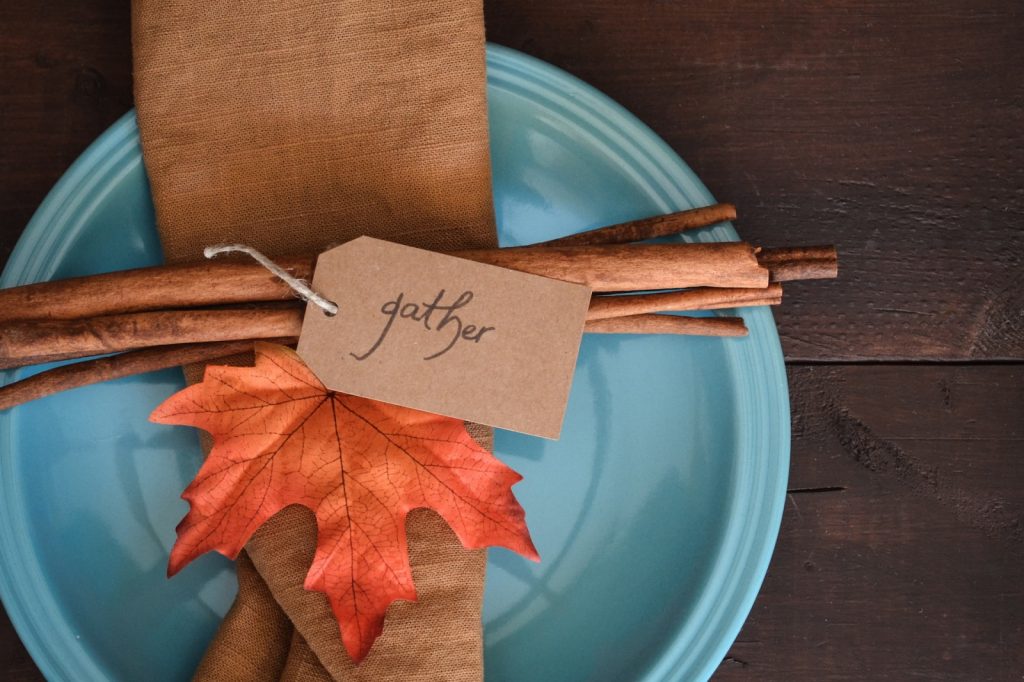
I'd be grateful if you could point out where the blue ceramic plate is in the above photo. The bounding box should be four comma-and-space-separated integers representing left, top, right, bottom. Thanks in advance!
0, 45, 787, 681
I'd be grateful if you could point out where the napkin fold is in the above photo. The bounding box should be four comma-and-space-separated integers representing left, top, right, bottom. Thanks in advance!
132, 1, 497, 678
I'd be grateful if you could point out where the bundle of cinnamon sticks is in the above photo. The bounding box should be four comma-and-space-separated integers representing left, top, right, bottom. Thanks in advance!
0, 204, 836, 409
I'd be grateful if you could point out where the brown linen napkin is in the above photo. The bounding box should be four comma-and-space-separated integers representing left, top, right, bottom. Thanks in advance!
132, 1, 497, 679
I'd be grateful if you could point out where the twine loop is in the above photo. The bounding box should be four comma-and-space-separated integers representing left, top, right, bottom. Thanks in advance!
204, 244, 338, 316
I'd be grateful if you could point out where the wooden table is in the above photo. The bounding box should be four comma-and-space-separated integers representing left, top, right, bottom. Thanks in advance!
1, 1, 1021, 679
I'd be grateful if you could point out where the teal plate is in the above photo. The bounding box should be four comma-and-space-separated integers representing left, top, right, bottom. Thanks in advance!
0, 45, 787, 681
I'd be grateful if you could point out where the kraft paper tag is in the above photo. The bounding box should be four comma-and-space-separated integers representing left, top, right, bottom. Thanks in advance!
296, 237, 592, 438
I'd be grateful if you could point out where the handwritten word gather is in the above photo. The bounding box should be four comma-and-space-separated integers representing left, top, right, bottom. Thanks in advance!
351, 289, 495, 361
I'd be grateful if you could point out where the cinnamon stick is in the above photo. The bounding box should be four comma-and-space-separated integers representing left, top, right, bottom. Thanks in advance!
0, 311, 747, 409
0, 242, 777, 323
756, 246, 838, 282
0, 209, 729, 324
587, 284, 782, 321
584, 314, 748, 337
0, 308, 304, 370
0, 294, 761, 372
0, 256, 315, 324
538, 203, 737, 247
0, 339, 297, 411
452, 242, 769, 290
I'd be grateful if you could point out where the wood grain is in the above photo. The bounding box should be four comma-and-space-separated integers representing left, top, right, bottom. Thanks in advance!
485, 0, 1024, 361
717, 366, 1024, 680
0, 1, 132, 271
1, 0, 1022, 680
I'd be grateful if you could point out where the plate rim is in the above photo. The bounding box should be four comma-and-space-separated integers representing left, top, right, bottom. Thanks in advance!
486, 44, 788, 681
0, 43, 789, 682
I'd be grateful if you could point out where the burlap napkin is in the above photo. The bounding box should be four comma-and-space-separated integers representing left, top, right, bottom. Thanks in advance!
132, 1, 497, 679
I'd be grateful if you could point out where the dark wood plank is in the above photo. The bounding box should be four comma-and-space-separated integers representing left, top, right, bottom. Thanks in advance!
0, 614, 41, 682
0, 1, 132, 267
485, 0, 1024, 361
717, 365, 1024, 680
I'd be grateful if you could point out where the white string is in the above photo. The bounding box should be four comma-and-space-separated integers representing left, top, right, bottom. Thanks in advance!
203, 243, 339, 316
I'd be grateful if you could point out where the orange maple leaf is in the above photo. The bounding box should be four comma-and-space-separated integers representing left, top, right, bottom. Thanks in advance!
150, 342, 538, 661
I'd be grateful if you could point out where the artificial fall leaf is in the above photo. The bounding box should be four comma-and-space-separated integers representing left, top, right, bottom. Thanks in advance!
150, 342, 538, 662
